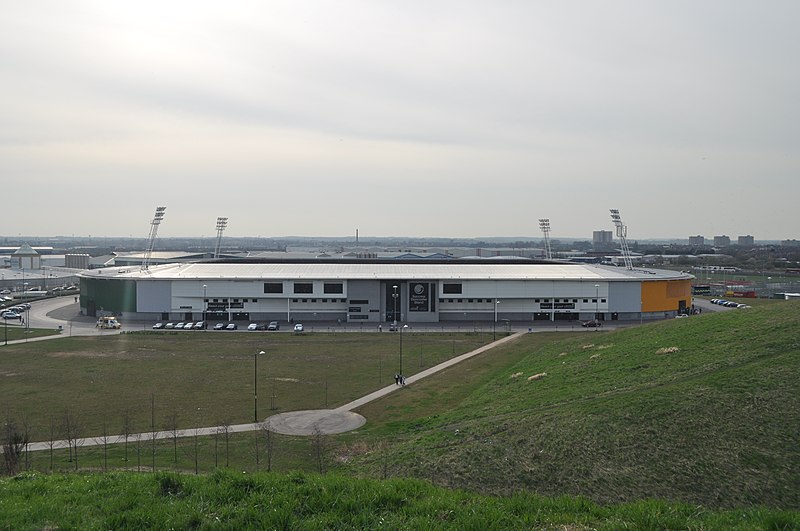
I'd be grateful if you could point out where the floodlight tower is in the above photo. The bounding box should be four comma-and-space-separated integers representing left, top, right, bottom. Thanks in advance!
213, 217, 228, 259
142, 206, 167, 270
538, 218, 553, 260
609, 209, 633, 270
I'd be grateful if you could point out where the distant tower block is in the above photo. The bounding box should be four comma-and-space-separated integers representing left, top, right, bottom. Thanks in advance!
142, 206, 166, 270
538, 218, 553, 260
609, 209, 633, 270
214, 217, 228, 259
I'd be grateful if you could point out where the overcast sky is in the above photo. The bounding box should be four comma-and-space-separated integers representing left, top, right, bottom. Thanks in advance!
1, 1, 798, 240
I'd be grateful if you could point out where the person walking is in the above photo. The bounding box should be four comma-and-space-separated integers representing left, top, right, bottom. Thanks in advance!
394, 373, 399, 385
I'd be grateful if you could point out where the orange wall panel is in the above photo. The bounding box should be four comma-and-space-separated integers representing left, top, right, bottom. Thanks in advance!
641, 280, 692, 312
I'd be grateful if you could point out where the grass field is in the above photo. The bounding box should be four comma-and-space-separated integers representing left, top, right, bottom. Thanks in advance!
3, 301, 799, 516
1, 470, 797, 529
0, 330, 498, 441
340, 301, 800, 509
0, 324, 60, 342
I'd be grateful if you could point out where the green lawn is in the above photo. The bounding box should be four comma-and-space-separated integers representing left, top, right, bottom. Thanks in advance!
3, 303, 799, 512
0, 331, 498, 440
1, 470, 796, 530
341, 302, 800, 509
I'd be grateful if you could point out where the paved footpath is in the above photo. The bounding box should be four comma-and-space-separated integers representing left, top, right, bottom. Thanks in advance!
16, 331, 525, 452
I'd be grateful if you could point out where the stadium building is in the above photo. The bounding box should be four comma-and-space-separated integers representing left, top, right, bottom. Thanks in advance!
78, 259, 693, 324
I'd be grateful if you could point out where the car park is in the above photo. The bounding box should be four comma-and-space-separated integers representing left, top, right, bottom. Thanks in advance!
213, 322, 226, 330
193, 321, 206, 329
164, 322, 175, 329
153, 322, 164, 329
293, 323, 304, 333
267, 321, 280, 331
225, 323, 238, 330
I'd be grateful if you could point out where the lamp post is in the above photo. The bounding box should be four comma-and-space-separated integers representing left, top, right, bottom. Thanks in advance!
392, 285, 398, 326
202, 284, 207, 326
399, 324, 408, 375
494, 299, 500, 340
254, 350, 265, 422
23, 282, 29, 341
594, 284, 600, 330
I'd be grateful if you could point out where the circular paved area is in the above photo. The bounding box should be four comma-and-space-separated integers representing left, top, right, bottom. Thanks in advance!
265, 409, 366, 435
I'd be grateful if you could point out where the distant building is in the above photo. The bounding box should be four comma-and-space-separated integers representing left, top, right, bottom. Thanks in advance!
10, 243, 41, 270
713, 235, 731, 247
688, 235, 705, 246
65, 254, 91, 269
781, 239, 800, 247
737, 235, 755, 246
592, 230, 614, 250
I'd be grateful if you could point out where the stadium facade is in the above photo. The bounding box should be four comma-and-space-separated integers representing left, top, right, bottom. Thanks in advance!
78, 260, 693, 324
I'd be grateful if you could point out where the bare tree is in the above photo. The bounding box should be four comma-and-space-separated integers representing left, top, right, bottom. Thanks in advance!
61, 409, 79, 470
180, 426, 201, 475
213, 425, 220, 468
150, 394, 158, 472
219, 420, 232, 467
121, 409, 134, 463
2, 417, 29, 476
21, 416, 30, 472
163, 412, 179, 465
47, 416, 58, 472
134, 432, 143, 472
260, 420, 276, 472
96, 419, 112, 472
193, 427, 199, 475
312, 426, 326, 474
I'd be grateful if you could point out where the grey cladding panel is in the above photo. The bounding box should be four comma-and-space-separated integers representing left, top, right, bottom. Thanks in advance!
608, 281, 642, 312
137, 281, 172, 312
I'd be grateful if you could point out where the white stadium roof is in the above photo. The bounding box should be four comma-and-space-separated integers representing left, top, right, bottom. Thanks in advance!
81, 262, 692, 282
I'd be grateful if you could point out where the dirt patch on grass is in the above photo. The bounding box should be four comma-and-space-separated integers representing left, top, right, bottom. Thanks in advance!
47, 350, 153, 359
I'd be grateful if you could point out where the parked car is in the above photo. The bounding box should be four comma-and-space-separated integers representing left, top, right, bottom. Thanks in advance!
225, 323, 238, 330
293, 323, 304, 333
193, 321, 206, 329
174, 322, 186, 329
2, 312, 22, 320
164, 322, 176, 329
183, 322, 194, 330
389, 322, 398, 331
0, 289, 10, 295
152, 322, 164, 329
267, 321, 280, 331
581, 319, 602, 328
247, 323, 265, 331
213, 322, 226, 330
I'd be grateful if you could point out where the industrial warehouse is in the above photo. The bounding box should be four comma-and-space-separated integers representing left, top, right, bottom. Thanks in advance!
78, 259, 693, 324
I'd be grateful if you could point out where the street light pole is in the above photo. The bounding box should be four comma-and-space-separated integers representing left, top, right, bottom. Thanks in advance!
392, 285, 398, 326
595, 284, 600, 331
399, 324, 408, 375
494, 299, 500, 341
203, 284, 207, 326
254, 350, 265, 423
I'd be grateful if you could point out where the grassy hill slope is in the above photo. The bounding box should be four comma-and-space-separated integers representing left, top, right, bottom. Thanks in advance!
348, 302, 800, 509
1, 470, 796, 529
